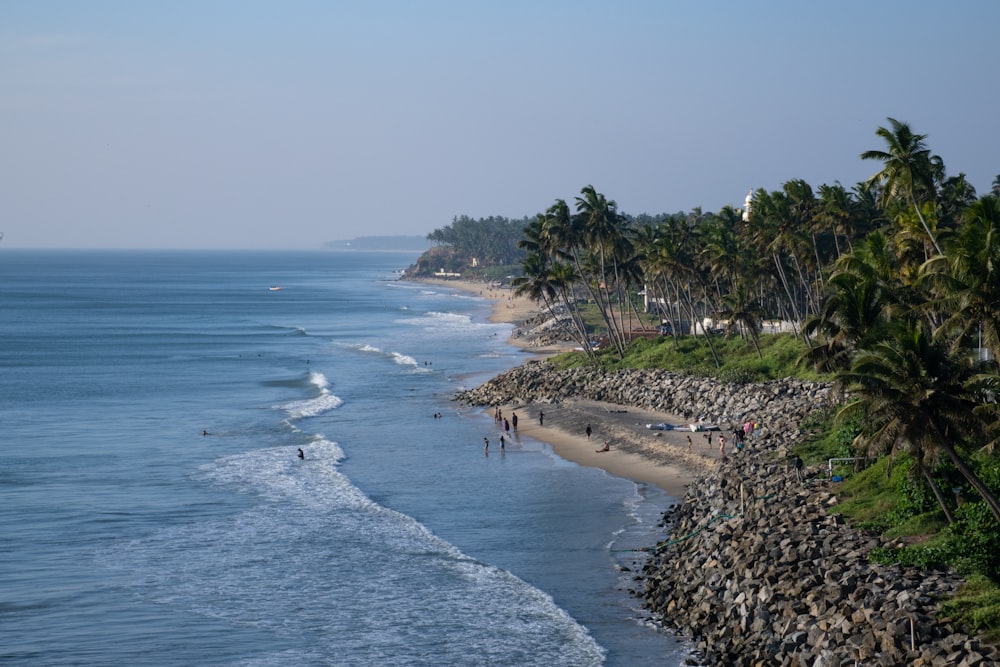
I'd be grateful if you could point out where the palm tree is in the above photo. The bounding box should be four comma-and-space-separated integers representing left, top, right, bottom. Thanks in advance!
816, 182, 855, 257
720, 279, 764, 359
935, 171, 977, 234
860, 117, 943, 255
923, 194, 1000, 361
517, 214, 549, 257
801, 231, 903, 371
748, 187, 816, 335
836, 320, 1000, 525
574, 185, 633, 357
512, 252, 593, 359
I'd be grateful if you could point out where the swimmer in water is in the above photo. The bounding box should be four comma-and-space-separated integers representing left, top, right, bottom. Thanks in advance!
297, 448, 304, 459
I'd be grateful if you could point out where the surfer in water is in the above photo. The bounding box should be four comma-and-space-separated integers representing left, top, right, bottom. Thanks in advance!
297, 448, 304, 460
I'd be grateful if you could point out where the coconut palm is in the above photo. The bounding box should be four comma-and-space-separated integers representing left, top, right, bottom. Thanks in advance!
575, 185, 633, 357
719, 279, 764, 359
860, 117, 943, 255
512, 252, 593, 359
801, 231, 901, 371
816, 182, 855, 257
836, 320, 1000, 525
748, 187, 817, 334
923, 194, 1000, 361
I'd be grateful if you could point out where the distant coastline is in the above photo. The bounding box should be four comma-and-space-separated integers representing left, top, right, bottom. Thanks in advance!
323, 235, 432, 253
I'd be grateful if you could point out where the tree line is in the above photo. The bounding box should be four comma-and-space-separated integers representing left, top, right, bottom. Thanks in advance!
414, 117, 1000, 584
421, 117, 1000, 549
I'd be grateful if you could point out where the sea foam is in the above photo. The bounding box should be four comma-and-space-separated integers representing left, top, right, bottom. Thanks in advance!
278, 371, 344, 419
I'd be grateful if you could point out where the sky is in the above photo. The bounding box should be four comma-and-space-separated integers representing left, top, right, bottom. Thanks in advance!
2, 1, 999, 249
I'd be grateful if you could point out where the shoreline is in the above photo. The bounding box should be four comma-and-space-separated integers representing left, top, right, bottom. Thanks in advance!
415, 276, 704, 498
412, 277, 1000, 665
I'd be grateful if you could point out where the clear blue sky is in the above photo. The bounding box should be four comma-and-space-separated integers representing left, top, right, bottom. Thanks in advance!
3, 1, 998, 249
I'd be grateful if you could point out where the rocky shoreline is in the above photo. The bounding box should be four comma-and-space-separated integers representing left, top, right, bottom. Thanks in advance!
455, 362, 999, 666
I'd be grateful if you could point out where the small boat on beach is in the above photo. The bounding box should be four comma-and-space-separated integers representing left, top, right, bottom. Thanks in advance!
689, 422, 720, 432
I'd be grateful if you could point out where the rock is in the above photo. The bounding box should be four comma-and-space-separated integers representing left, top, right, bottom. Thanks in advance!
454, 362, 1000, 666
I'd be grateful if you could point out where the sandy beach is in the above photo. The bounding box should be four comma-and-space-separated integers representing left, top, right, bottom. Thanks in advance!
419, 276, 711, 497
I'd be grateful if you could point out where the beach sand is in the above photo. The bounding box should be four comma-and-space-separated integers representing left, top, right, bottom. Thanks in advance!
419, 276, 714, 498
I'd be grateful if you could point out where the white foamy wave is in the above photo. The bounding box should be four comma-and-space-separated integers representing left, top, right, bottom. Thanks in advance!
396, 310, 472, 327
101, 441, 606, 667
396, 310, 507, 338
390, 351, 418, 367
280, 392, 343, 419
278, 371, 343, 419
339, 343, 430, 373
306, 370, 329, 391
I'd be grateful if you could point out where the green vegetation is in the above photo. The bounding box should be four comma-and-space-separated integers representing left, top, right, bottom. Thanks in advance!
801, 422, 1000, 638
409, 215, 532, 276
411, 117, 1000, 639
941, 576, 1000, 643
549, 330, 828, 383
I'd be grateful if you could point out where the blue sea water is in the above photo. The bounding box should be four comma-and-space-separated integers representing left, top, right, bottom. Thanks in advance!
0, 250, 689, 666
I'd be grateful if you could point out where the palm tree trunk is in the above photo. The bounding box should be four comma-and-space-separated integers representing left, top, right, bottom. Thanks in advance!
773, 253, 802, 324
939, 441, 1000, 525
547, 290, 592, 360
569, 249, 620, 356
685, 285, 721, 368
910, 193, 944, 255
810, 231, 825, 289
773, 253, 811, 345
748, 325, 763, 359
791, 254, 818, 318
922, 468, 955, 524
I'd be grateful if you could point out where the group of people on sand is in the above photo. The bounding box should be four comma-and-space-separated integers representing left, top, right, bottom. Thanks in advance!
492, 407, 519, 434
680, 418, 763, 457
718, 418, 762, 457
480, 411, 613, 455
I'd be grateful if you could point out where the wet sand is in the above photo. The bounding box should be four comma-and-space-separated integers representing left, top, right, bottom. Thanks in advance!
418, 276, 713, 497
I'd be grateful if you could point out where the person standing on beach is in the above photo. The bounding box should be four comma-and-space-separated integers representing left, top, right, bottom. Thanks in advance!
538, 411, 544, 426
484, 437, 489, 452
503, 418, 510, 434
585, 424, 592, 439
718, 434, 726, 457
500, 435, 505, 450
511, 412, 518, 431
687, 435, 693, 452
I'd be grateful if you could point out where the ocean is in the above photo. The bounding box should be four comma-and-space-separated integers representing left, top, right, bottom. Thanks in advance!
0, 250, 689, 666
